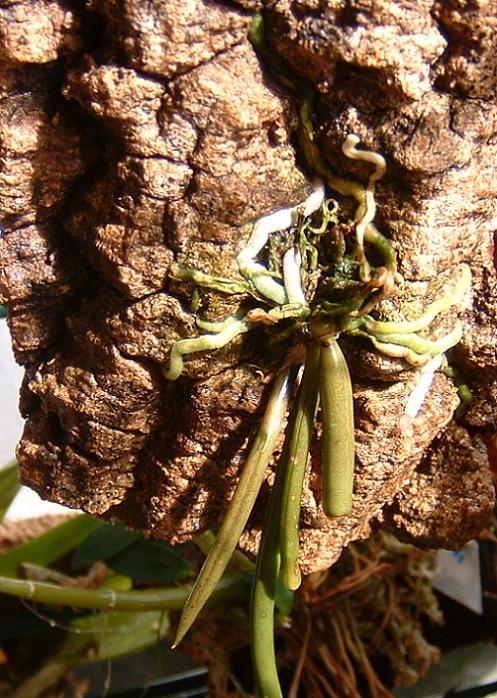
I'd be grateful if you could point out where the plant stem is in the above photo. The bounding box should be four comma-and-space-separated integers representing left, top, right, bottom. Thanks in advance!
0, 571, 249, 611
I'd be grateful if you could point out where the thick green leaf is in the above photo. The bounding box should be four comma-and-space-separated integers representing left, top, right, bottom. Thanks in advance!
71, 520, 142, 571
0, 514, 101, 578
88, 610, 170, 660
0, 460, 20, 524
107, 539, 190, 584
63, 610, 170, 663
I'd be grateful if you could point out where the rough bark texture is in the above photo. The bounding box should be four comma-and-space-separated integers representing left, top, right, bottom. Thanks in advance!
0, 0, 495, 573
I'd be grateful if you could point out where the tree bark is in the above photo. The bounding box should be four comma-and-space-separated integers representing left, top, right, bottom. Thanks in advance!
0, 0, 495, 574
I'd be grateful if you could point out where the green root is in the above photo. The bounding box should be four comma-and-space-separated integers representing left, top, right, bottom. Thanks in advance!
279, 346, 320, 590
163, 318, 253, 380
360, 264, 471, 335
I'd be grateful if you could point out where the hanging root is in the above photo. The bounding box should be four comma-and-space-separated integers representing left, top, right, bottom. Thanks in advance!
341, 135, 387, 279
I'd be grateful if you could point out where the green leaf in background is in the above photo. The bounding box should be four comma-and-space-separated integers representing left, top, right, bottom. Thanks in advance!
107, 538, 191, 585
8, 608, 171, 698
0, 514, 101, 578
71, 520, 142, 571
394, 643, 497, 698
0, 305, 6, 319
99, 574, 133, 592
0, 460, 20, 524
65, 609, 170, 662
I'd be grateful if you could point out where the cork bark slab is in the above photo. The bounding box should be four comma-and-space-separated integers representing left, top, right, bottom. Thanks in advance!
0, 0, 495, 573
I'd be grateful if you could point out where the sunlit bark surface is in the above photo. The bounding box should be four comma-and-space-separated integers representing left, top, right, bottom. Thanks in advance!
0, 0, 495, 573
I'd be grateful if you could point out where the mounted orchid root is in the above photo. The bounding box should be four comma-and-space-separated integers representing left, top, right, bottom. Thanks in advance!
163, 136, 470, 696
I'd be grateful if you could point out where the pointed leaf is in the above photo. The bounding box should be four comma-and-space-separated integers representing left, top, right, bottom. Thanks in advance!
72, 520, 142, 571
0, 514, 101, 577
107, 539, 190, 584
0, 461, 20, 524
63, 610, 170, 662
